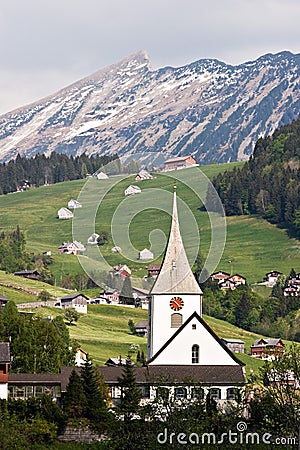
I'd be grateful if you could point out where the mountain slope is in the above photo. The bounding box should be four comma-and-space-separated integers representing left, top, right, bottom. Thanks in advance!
0, 50, 300, 164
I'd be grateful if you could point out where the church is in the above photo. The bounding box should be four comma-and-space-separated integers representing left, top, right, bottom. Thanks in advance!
1, 189, 245, 404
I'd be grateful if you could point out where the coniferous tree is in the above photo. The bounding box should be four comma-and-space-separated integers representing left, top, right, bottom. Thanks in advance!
80, 358, 108, 424
62, 369, 87, 419
118, 356, 141, 419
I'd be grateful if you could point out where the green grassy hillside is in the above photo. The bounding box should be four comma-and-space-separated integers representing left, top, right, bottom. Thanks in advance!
0, 161, 300, 288
34, 303, 272, 375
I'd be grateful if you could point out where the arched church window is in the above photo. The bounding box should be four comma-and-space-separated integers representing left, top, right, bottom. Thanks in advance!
192, 344, 199, 364
171, 313, 182, 328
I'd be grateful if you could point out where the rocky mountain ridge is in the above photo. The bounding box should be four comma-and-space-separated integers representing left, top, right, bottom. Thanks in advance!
0, 50, 299, 164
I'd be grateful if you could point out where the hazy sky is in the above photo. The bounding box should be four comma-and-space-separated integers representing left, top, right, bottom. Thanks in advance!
0, 0, 299, 115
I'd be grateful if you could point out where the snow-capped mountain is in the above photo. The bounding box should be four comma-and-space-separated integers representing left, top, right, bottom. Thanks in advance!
0, 50, 300, 164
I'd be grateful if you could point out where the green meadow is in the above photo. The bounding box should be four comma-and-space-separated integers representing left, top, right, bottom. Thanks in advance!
1, 159, 299, 375
0, 161, 299, 287
35, 303, 267, 375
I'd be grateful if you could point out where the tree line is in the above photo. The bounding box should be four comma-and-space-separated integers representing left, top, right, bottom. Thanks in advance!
0, 152, 119, 194
206, 114, 300, 238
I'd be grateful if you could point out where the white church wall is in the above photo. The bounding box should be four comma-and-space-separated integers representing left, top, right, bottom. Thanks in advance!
149, 317, 239, 366
149, 294, 202, 358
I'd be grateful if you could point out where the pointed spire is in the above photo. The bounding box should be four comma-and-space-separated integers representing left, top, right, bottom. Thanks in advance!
151, 189, 202, 294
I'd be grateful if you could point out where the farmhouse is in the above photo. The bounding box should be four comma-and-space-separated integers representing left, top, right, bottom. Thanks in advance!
264, 270, 282, 287
146, 264, 161, 278
98, 289, 119, 303
57, 207, 73, 220
228, 274, 246, 286
60, 293, 89, 314
163, 155, 197, 171
112, 264, 132, 277
251, 338, 284, 359
58, 241, 86, 255
210, 271, 230, 283
14, 269, 40, 280
135, 320, 148, 337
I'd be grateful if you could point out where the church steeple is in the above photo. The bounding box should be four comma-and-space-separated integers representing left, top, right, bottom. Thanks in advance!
151, 188, 202, 295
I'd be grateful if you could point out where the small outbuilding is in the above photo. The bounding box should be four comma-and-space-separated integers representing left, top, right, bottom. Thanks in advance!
124, 185, 141, 196
138, 248, 154, 260
68, 199, 82, 209
96, 172, 109, 180
58, 208, 73, 220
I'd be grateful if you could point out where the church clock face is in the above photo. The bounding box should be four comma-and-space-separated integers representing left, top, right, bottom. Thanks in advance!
169, 296, 184, 311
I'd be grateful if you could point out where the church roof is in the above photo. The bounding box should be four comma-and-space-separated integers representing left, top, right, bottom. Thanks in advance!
150, 190, 202, 295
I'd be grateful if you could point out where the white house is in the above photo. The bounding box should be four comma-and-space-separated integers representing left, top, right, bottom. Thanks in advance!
87, 233, 100, 245
96, 172, 109, 180
58, 208, 73, 220
124, 185, 141, 196
138, 248, 154, 260
58, 241, 86, 255
68, 199, 82, 209
75, 348, 88, 366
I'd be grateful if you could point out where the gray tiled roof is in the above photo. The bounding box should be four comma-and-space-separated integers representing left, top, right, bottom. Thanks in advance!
0, 342, 10, 363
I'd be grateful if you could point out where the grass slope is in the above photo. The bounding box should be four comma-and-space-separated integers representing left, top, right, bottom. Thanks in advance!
0, 161, 300, 287
36, 304, 272, 375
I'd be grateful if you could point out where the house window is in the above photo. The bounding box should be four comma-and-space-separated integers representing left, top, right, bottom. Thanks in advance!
175, 387, 187, 400
141, 385, 150, 398
192, 324, 196, 330
227, 388, 238, 401
171, 313, 182, 328
209, 388, 221, 401
156, 387, 170, 401
192, 344, 199, 364
191, 388, 204, 400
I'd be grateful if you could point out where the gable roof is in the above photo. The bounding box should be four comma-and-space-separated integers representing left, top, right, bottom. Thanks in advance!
60, 293, 89, 301
147, 312, 245, 366
151, 191, 202, 295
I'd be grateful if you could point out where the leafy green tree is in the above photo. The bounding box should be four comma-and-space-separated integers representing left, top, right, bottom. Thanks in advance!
128, 319, 136, 335
64, 307, 80, 326
250, 344, 300, 442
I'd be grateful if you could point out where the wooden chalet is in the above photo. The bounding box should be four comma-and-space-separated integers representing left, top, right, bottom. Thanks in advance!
163, 155, 197, 171
251, 338, 284, 359
14, 269, 40, 280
